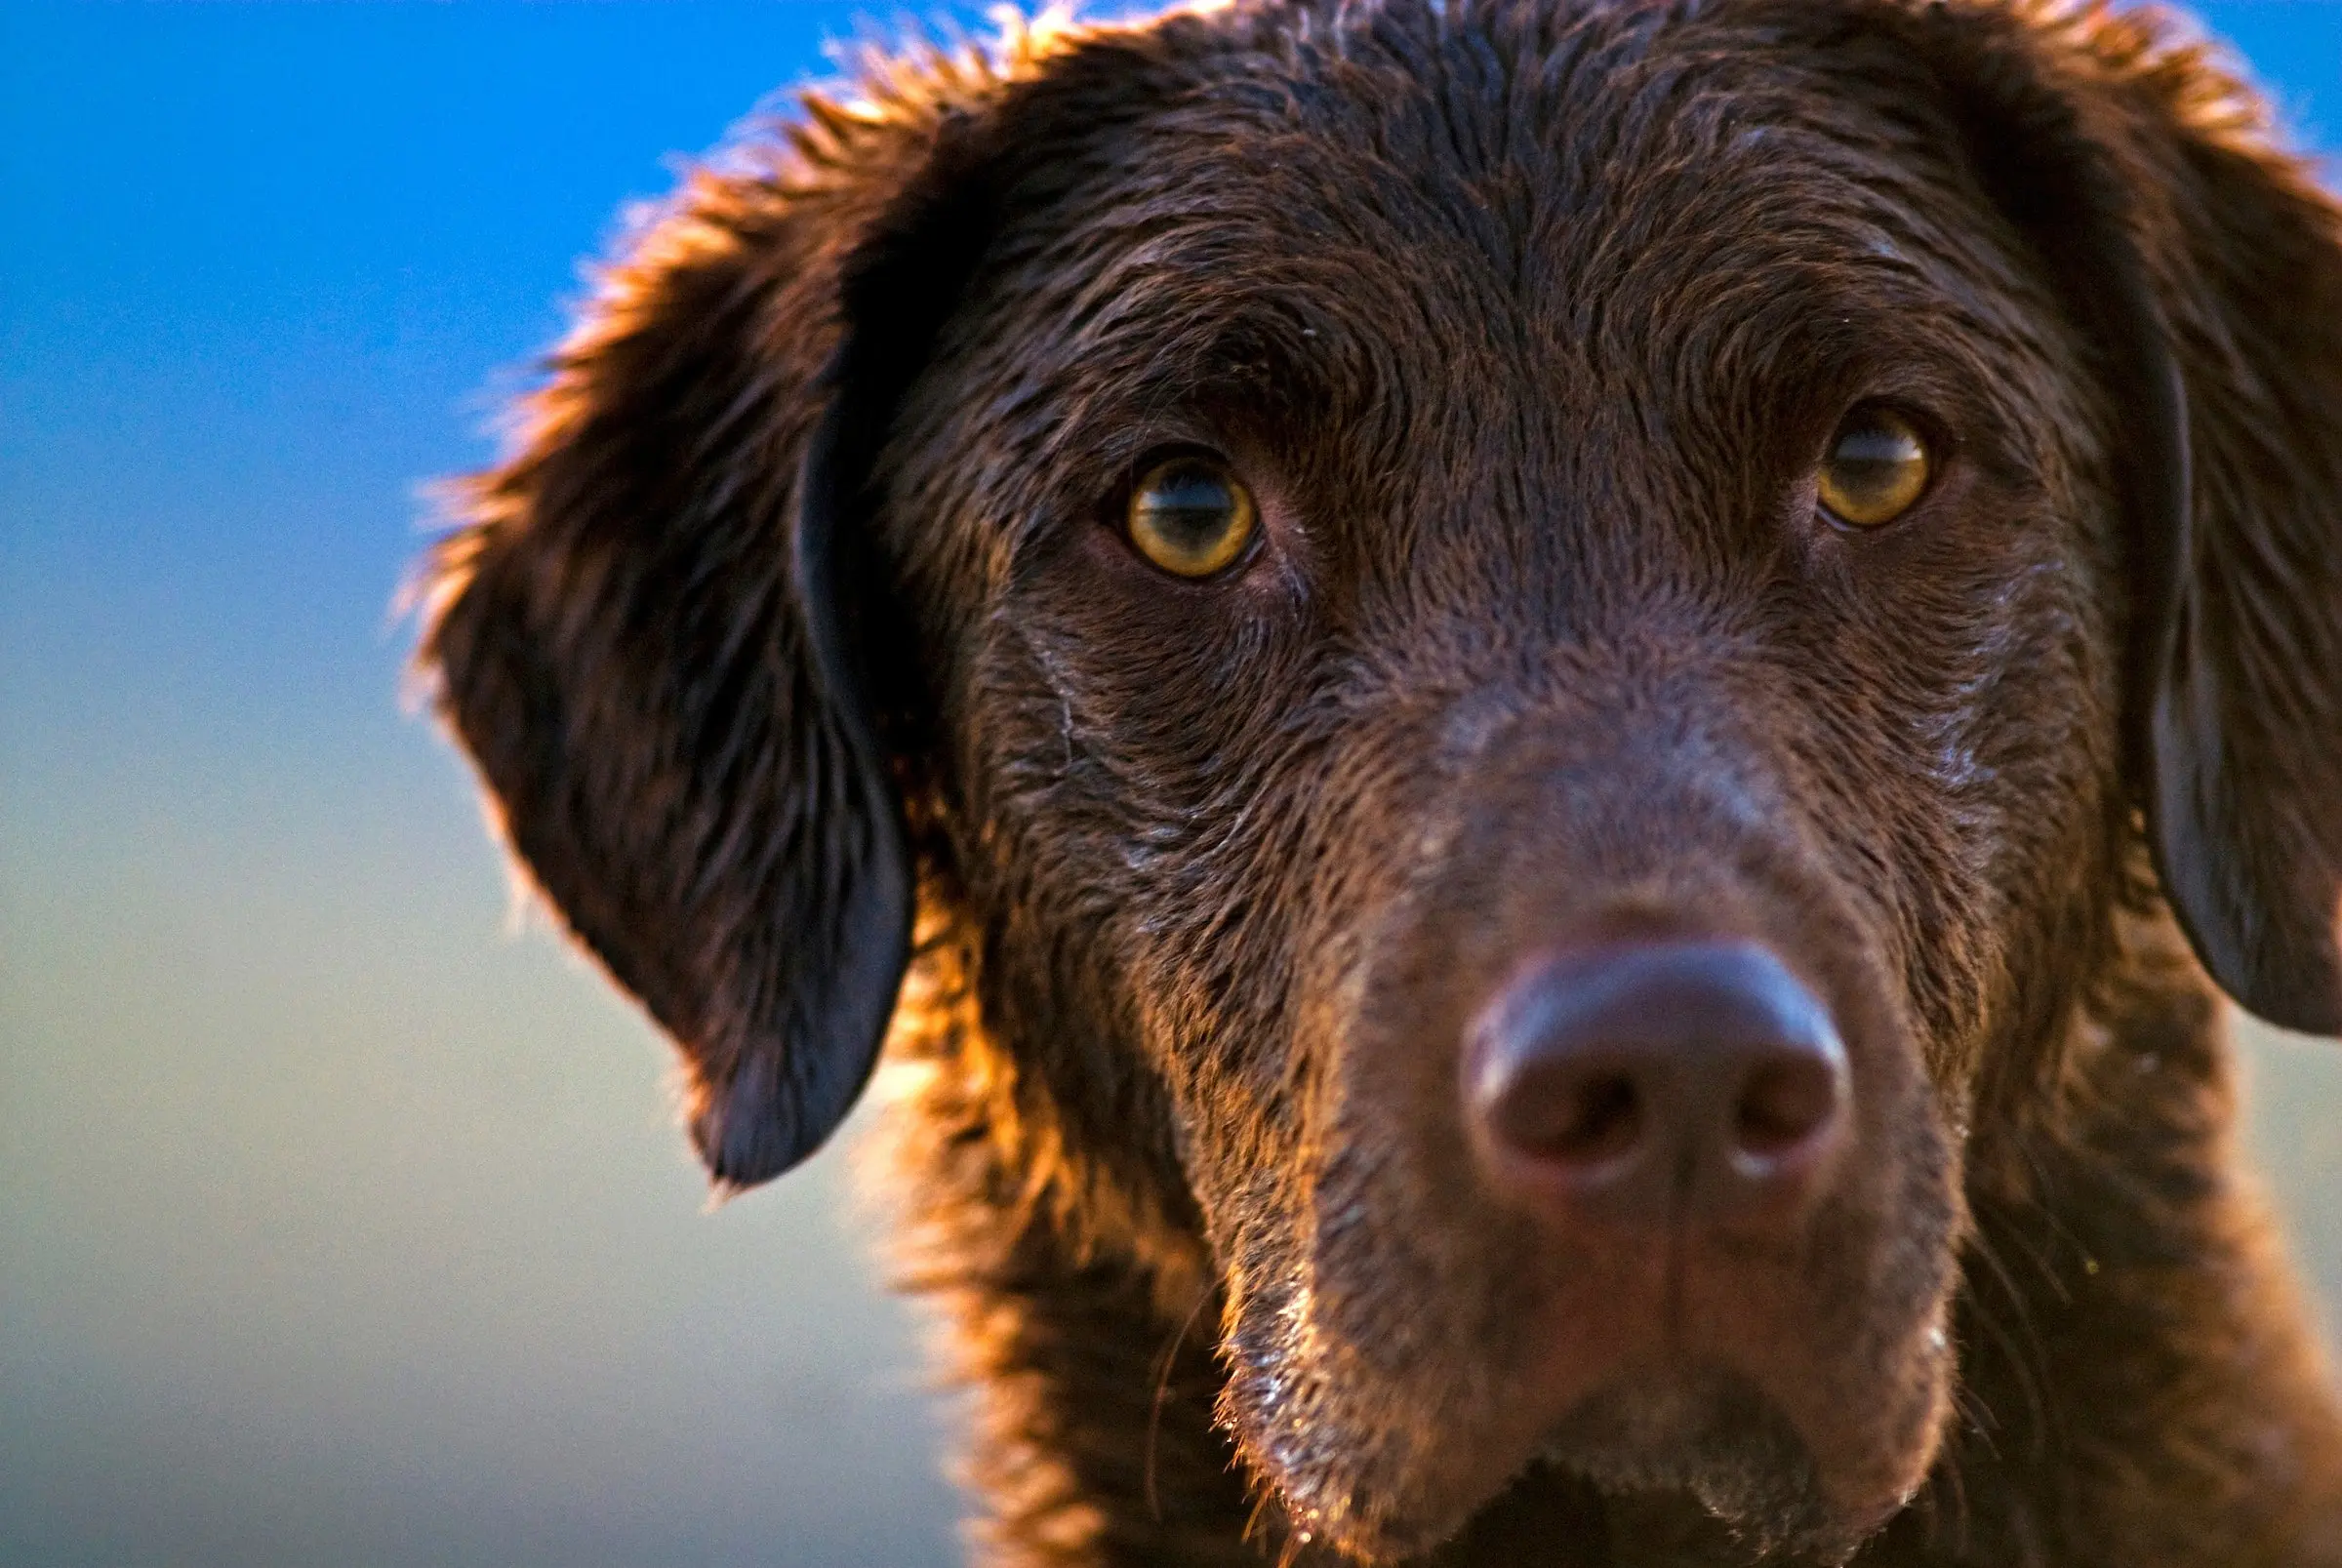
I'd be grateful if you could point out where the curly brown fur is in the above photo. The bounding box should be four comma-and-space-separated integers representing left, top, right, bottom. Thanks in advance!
415, 2, 2342, 1563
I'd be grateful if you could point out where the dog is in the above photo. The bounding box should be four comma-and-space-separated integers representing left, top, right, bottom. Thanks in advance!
414, 0, 2342, 1561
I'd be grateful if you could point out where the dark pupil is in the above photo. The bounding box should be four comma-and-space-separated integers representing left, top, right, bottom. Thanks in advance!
1138, 467, 1234, 548
1833, 425, 1919, 488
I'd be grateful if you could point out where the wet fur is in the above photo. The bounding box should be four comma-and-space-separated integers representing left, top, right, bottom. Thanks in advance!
417, 1, 2342, 1562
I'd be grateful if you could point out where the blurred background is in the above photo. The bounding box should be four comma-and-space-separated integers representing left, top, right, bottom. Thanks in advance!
3, 5, 2338, 1566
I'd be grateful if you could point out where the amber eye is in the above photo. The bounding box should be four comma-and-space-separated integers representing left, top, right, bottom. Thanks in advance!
1817, 406, 1932, 528
1125, 456, 1258, 578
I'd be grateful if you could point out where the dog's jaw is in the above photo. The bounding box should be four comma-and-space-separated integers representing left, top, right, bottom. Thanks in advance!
1211, 1220, 1958, 1565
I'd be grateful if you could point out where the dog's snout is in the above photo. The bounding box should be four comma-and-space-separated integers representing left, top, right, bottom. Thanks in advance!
1463, 941, 1850, 1228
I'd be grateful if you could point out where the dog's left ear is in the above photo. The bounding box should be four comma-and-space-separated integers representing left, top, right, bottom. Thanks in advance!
1913, 2, 2342, 1035
414, 24, 1191, 1186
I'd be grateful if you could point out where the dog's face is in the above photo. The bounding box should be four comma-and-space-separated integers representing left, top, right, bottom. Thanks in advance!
880, 11, 2122, 1552
420, 1, 2342, 1561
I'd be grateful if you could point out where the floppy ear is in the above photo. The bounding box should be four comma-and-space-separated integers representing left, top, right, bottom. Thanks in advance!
1911, 1, 2342, 1035
417, 28, 1141, 1186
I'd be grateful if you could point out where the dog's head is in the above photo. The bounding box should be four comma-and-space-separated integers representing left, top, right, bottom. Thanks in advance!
418, 1, 2342, 1558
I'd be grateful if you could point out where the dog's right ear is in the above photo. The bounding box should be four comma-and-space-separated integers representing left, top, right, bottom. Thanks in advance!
415, 25, 1167, 1188
1889, 1, 2342, 1037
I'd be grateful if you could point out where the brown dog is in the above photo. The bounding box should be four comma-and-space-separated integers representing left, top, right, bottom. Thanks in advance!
415, 0, 2342, 1561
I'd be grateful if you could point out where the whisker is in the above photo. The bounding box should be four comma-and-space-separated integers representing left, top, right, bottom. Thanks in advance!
1144, 1283, 1217, 1520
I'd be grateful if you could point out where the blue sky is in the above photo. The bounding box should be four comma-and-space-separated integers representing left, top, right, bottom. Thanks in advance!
4, 6, 2340, 1566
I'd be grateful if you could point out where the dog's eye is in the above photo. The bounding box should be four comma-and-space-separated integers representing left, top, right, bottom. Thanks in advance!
1126, 456, 1258, 578
1817, 406, 1931, 529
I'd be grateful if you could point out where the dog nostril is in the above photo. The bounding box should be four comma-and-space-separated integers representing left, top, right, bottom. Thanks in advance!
1528, 1072, 1643, 1165
1732, 1053, 1841, 1160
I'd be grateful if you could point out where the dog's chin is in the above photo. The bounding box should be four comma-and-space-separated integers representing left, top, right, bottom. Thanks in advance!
1535, 1369, 1893, 1565
1253, 1367, 1918, 1567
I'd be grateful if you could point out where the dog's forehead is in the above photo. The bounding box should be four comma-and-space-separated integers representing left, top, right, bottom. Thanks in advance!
972, 0, 2045, 406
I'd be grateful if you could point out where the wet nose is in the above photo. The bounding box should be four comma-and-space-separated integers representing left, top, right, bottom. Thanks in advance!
1463, 941, 1850, 1228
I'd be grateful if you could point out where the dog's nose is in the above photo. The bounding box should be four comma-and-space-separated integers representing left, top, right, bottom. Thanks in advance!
1463, 941, 1849, 1228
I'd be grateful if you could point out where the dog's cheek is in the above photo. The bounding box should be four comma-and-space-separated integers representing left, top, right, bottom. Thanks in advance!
1802, 475, 2124, 1106
1917, 525, 2128, 1113
930, 571, 1337, 1191
884, 425, 1350, 1337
